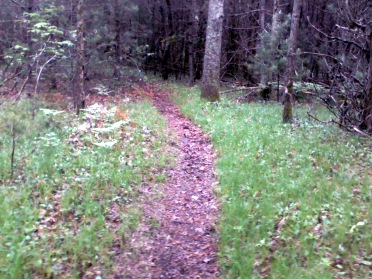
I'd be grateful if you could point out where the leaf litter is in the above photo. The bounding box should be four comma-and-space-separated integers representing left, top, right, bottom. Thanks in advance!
113, 84, 219, 278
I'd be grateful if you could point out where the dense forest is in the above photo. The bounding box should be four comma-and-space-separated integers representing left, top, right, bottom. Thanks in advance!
0, 0, 371, 278
1, 0, 371, 131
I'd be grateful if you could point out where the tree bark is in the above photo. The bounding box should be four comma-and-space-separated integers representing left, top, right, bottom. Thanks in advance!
271, 0, 281, 42
75, 0, 85, 114
188, 0, 199, 86
201, 0, 224, 102
25, 0, 35, 97
270, 0, 282, 98
360, 30, 372, 133
282, 0, 302, 123
259, 0, 266, 85
113, 0, 121, 78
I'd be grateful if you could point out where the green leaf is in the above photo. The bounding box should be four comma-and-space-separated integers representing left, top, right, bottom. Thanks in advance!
93, 140, 118, 148
92, 121, 125, 133
58, 40, 74, 47
35, 259, 43, 267
40, 108, 64, 115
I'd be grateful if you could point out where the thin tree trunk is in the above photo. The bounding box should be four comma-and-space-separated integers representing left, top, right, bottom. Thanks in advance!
259, 0, 266, 85
201, 0, 224, 102
159, 1, 172, 80
188, 0, 199, 86
113, 0, 121, 79
282, 0, 302, 123
270, 0, 282, 97
360, 30, 372, 132
25, 0, 35, 97
75, 0, 85, 114
271, 0, 281, 43
188, 51, 194, 86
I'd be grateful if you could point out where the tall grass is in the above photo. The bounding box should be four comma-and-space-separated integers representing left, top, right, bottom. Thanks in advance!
172, 85, 372, 279
0, 98, 171, 278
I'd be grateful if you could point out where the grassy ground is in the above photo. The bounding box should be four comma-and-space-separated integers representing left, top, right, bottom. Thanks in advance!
0, 97, 171, 278
172, 85, 372, 279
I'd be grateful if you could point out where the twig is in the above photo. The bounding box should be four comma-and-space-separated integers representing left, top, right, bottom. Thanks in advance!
220, 86, 260, 94
307, 112, 333, 124
9, 0, 24, 7
352, 127, 372, 140
2, 57, 14, 79
34, 55, 56, 95
297, 51, 338, 61
11, 41, 48, 103
12, 65, 32, 103
307, 16, 366, 53
3, 67, 22, 85
10, 123, 18, 179
308, 112, 372, 140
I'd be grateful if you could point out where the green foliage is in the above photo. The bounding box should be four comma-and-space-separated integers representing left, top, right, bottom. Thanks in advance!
0, 99, 170, 278
24, 6, 71, 58
172, 85, 372, 279
253, 13, 290, 85
1, 2, 72, 90
91, 85, 114, 96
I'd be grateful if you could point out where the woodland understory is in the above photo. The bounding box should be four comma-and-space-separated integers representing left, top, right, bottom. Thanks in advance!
0, 0, 372, 278
1, 0, 372, 133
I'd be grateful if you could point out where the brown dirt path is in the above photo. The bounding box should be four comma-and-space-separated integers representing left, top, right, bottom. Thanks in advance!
113, 84, 219, 278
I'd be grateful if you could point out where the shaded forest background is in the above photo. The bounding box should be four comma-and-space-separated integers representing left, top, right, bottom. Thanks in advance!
0, 0, 371, 132
0, 1, 371, 278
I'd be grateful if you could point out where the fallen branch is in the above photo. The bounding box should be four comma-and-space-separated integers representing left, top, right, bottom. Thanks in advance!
10, 123, 18, 179
308, 112, 372, 140
307, 112, 333, 124
352, 127, 372, 140
220, 86, 260, 94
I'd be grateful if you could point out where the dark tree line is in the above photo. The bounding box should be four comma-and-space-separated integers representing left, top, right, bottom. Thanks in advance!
0, 0, 371, 132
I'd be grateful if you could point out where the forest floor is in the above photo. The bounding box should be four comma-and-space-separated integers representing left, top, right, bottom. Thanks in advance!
113, 83, 220, 278
1, 80, 371, 279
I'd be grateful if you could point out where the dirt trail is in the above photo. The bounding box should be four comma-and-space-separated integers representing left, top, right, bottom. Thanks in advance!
114, 85, 219, 278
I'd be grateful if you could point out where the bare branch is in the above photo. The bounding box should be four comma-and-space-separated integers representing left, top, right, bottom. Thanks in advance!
307, 112, 333, 124
220, 86, 260, 94
307, 17, 366, 53
34, 55, 57, 95
308, 112, 372, 140
9, 0, 24, 8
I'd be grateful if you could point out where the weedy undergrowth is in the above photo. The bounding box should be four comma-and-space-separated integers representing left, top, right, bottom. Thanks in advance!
172, 84, 372, 279
0, 98, 170, 278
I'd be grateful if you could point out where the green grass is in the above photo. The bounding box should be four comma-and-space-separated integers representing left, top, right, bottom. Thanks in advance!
0, 98, 171, 278
171, 85, 372, 279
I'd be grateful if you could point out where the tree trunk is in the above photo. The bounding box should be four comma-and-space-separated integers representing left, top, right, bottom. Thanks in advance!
282, 0, 302, 123
25, 0, 35, 98
188, 0, 199, 86
360, 30, 372, 133
270, 0, 282, 97
159, 0, 172, 80
259, 0, 266, 85
271, 0, 281, 42
201, 0, 224, 102
75, 0, 85, 114
113, 0, 121, 79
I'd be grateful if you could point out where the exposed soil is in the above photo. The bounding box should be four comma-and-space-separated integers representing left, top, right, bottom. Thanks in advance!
113, 84, 219, 278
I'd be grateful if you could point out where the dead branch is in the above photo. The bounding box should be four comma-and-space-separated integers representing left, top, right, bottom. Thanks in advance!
307, 112, 333, 124
220, 86, 260, 94
352, 127, 372, 140
10, 123, 18, 179
34, 55, 56, 95
308, 112, 372, 140
9, 0, 24, 7
307, 17, 366, 53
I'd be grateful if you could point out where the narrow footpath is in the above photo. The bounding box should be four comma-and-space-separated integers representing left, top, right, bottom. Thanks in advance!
114, 84, 219, 278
